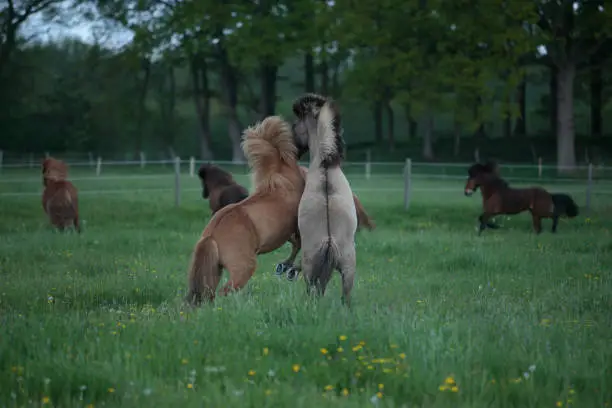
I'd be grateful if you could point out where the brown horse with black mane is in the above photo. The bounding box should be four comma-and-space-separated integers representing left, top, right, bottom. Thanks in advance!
197, 163, 249, 215
464, 162, 578, 234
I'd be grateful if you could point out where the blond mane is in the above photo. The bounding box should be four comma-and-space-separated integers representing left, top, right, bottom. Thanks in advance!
241, 116, 298, 192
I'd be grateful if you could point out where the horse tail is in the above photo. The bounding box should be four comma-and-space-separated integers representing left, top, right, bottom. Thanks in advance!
352, 193, 376, 230
552, 193, 579, 218
187, 236, 220, 305
311, 238, 341, 290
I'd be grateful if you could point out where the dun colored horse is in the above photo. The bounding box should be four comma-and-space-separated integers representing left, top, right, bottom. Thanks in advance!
41, 158, 81, 232
464, 163, 578, 234
197, 163, 249, 215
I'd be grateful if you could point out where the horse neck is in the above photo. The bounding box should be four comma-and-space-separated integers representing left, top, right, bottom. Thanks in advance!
480, 180, 503, 198
307, 138, 324, 168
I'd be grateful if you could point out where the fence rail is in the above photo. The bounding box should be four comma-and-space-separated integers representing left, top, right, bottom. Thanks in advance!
1, 153, 610, 214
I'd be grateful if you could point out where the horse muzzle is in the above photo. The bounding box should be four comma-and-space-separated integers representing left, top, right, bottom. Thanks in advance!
464, 189, 473, 197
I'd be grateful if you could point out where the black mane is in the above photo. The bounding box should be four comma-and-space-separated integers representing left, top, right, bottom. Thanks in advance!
292, 93, 345, 169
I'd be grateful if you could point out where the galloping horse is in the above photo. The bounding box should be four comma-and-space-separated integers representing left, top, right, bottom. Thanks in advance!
464, 163, 578, 234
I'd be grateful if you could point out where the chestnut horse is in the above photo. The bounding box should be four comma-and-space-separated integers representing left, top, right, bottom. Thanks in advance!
186, 116, 305, 305
41, 158, 80, 232
197, 163, 249, 215
464, 163, 578, 234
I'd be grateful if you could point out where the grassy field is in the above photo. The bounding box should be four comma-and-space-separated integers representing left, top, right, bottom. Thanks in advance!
0, 165, 611, 408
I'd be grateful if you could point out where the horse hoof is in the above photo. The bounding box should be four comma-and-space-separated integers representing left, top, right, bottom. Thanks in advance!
286, 267, 300, 282
274, 263, 289, 276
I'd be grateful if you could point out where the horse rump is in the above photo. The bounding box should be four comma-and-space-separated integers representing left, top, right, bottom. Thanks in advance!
43, 180, 80, 232
552, 193, 579, 218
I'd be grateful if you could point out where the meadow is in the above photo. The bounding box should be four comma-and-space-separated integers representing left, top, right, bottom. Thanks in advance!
0, 163, 611, 408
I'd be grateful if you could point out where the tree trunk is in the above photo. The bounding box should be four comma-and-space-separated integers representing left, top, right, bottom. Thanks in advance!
514, 79, 526, 136
590, 56, 602, 137
373, 102, 383, 142
166, 64, 176, 150
422, 112, 434, 160
550, 65, 558, 137
453, 116, 461, 157
189, 55, 214, 160
259, 63, 277, 119
320, 58, 329, 95
219, 49, 246, 162
385, 101, 394, 150
556, 62, 577, 172
304, 52, 315, 92
135, 58, 151, 156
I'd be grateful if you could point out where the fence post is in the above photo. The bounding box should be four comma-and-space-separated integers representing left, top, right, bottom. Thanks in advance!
538, 157, 542, 179
586, 163, 593, 214
365, 149, 371, 180
88, 152, 94, 167
174, 156, 181, 207
140, 151, 146, 168
189, 156, 196, 177
96, 157, 102, 176
403, 158, 412, 211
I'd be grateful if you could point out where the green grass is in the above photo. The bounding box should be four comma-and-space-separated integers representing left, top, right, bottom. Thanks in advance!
0, 168, 611, 407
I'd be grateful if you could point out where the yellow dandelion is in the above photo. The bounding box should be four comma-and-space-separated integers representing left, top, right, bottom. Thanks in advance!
108, 387, 115, 393
376, 392, 383, 399
42, 396, 50, 404
352, 345, 362, 352
320, 348, 328, 355
444, 376, 455, 385
187, 383, 193, 389
569, 389, 576, 395
367, 365, 374, 370
265, 389, 272, 396
339, 335, 347, 341
491, 379, 496, 384
292, 364, 300, 373
248, 370, 256, 376
324, 385, 334, 391
383, 368, 393, 373
556, 402, 563, 407
342, 388, 349, 396
86, 405, 94, 408
181, 358, 188, 365
399, 352, 406, 359
337, 347, 344, 352
378, 384, 384, 390
390, 344, 398, 349
451, 386, 459, 392
263, 347, 269, 356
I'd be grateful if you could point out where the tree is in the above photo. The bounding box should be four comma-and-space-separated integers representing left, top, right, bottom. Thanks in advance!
534, 0, 612, 171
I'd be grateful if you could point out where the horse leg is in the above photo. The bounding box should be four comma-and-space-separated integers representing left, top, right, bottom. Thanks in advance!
220, 255, 256, 297
478, 214, 490, 235
531, 214, 543, 234
486, 217, 501, 229
551, 215, 559, 233
339, 247, 356, 308
274, 233, 301, 277
300, 252, 317, 298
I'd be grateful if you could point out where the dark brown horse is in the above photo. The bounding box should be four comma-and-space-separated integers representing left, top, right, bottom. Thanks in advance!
198, 163, 249, 215
464, 163, 578, 234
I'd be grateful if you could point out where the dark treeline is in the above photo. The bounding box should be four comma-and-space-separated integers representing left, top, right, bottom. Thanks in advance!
1, 0, 612, 169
